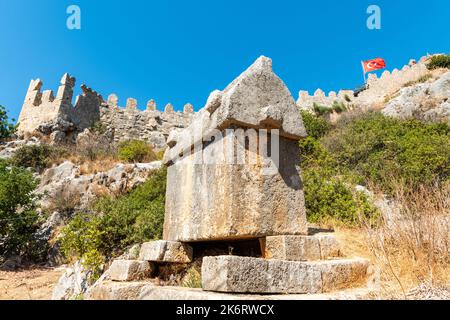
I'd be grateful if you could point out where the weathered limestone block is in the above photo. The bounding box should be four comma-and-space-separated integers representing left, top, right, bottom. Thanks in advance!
165, 103, 174, 113
202, 256, 369, 294
263, 234, 341, 261
126, 98, 138, 110
147, 99, 156, 111
85, 280, 376, 300
163, 56, 308, 242
56, 73, 75, 105
108, 94, 119, 107
109, 260, 154, 282
139, 240, 193, 263
183, 103, 194, 113
42, 90, 55, 103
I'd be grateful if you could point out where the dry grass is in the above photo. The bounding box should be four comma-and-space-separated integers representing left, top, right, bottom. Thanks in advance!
363, 183, 449, 299
78, 157, 118, 175
322, 183, 449, 299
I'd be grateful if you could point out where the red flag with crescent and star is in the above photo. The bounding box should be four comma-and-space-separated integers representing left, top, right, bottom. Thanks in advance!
362, 58, 386, 73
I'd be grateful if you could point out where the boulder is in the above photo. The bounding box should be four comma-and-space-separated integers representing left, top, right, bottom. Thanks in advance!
52, 260, 93, 300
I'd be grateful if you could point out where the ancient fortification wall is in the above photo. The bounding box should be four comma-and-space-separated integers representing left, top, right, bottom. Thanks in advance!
17, 74, 195, 148
100, 95, 193, 148
297, 55, 432, 110
297, 89, 355, 111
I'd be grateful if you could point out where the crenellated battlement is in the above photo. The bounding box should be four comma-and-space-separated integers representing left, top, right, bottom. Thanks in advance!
297, 89, 355, 107
297, 55, 434, 112
357, 56, 431, 106
104, 94, 194, 115
17, 74, 196, 147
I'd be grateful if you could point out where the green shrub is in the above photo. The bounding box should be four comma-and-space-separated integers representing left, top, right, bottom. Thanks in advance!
332, 101, 347, 114
118, 140, 157, 163
302, 167, 378, 225
0, 105, 16, 140
312, 103, 332, 116
182, 265, 202, 288
10, 144, 54, 172
323, 113, 450, 193
0, 161, 44, 261
427, 54, 450, 70
300, 110, 331, 140
60, 167, 167, 275
299, 112, 378, 225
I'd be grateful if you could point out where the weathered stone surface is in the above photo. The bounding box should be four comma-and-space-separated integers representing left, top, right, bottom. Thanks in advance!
147, 99, 156, 111
126, 98, 138, 110
165, 103, 174, 113
139, 240, 193, 263
52, 260, 92, 300
85, 281, 376, 300
163, 56, 308, 242
37, 161, 162, 211
201, 256, 369, 294
164, 56, 307, 165
382, 70, 450, 121
109, 260, 154, 282
264, 234, 341, 261
108, 94, 118, 107
183, 103, 194, 113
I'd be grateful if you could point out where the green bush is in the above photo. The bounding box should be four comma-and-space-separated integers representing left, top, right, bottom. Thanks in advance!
118, 140, 157, 163
427, 54, 450, 70
313, 103, 332, 116
0, 161, 44, 261
332, 101, 347, 114
302, 167, 378, 225
10, 144, 54, 172
301, 110, 331, 140
299, 112, 379, 225
0, 105, 16, 140
60, 167, 167, 275
323, 113, 450, 193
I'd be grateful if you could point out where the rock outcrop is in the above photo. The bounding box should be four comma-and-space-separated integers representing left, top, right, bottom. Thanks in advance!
382, 70, 450, 121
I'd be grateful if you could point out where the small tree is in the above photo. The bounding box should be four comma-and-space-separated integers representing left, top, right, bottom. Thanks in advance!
0, 160, 44, 261
0, 105, 16, 139
118, 140, 157, 163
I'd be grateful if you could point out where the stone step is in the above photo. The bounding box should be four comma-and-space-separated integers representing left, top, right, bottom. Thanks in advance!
108, 260, 154, 282
202, 256, 370, 294
139, 240, 193, 263
262, 233, 341, 261
85, 280, 376, 300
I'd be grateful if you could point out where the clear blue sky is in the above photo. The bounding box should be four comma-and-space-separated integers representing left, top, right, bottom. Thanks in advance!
1, 0, 449, 121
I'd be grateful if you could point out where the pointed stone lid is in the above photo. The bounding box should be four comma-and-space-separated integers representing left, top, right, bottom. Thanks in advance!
163, 56, 307, 164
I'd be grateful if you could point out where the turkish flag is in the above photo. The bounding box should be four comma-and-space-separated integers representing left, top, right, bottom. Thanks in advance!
362, 58, 386, 73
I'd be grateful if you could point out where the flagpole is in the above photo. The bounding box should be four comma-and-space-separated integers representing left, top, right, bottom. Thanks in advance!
361, 61, 367, 85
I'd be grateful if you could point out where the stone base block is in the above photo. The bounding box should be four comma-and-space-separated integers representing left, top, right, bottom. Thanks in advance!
85, 281, 376, 300
139, 240, 193, 263
109, 260, 154, 282
202, 256, 369, 294
263, 233, 341, 261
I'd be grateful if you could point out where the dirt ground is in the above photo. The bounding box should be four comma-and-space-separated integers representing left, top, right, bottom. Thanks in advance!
0, 267, 64, 300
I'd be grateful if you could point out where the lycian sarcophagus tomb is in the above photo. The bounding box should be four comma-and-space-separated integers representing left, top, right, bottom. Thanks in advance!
162, 56, 308, 242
